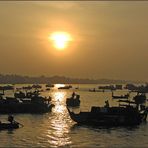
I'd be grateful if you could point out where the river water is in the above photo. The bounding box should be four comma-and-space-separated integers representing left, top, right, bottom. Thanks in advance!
0, 84, 148, 147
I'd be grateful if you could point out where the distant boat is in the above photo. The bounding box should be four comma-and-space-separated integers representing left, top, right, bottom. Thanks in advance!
89, 88, 104, 92
22, 86, 32, 90
112, 92, 129, 99
125, 83, 148, 93
0, 85, 14, 90
14, 90, 40, 99
67, 98, 148, 126
115, 84, 122, 90
46, 88, 50, 91
98, 85, 116, 91
32, 84, 42, 89
46, 84, 54, 87
58, 85, 72, 89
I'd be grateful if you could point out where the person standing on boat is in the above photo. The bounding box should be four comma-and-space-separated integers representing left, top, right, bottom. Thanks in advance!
72, 92, 76, 98
105, 100, 109, 108
8, 115, 14, 124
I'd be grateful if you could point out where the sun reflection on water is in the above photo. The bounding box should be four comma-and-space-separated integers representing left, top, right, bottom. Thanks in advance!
46, 90, 73, 147
54, 84, 65, 89
52, 91, 66, 103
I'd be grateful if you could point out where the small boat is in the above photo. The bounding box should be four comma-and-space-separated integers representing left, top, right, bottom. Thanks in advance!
67, 99, 148, 126
0, 122, 19, 130
66, 93, 80, 107
46, 84, 54, 87
0, 85, 14, 91
0, 115, 21, 130
22, 86, 32, 90
115, 85, 122, 90
98, 85, 116, 91
112, 92, 129, 99
32, 84, 42, 89
58, 85, 72, 89
89, 88, 104, 92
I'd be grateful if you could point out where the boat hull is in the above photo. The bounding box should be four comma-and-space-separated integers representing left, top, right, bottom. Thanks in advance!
0, 123, 19, 130
68, 107, 147, 126
0, 103, 54, 114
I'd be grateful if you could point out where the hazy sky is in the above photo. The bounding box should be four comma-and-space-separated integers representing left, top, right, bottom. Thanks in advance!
0, 1, 148, 81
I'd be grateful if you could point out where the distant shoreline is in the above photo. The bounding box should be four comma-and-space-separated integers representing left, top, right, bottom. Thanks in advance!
0, 74, 144, 84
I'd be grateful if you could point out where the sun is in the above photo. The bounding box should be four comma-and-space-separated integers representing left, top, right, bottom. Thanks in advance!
49, 32, 72, 50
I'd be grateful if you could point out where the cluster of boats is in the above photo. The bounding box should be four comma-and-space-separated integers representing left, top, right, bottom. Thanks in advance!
0, 88, 55, 130
89, 83, 148, 93
0, 90, 54, 114
0, 83, 148, 130
125, 83, 148, 93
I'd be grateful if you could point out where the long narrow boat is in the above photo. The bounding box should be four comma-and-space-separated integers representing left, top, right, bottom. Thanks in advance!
67, 106, 147, 126
0, 95, 54, 114
112, 92, 129, 99
67, 95, 148, 126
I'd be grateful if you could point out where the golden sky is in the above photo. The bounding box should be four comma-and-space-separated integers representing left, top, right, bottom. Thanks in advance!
0, 1, 148, 81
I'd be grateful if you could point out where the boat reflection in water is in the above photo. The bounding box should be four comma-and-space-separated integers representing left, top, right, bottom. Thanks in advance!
46, 91, 73, 147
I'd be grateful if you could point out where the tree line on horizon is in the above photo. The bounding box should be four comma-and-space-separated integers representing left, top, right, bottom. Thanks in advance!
0, 74, 137, 84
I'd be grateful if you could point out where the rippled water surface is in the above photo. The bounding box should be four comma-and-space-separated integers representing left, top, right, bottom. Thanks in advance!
0, 84, 148, 147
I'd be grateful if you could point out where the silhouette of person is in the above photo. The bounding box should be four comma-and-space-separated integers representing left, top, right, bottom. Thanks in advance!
72, 92, 75, 98
105, 100, 109, 108
8, 115, 14, 124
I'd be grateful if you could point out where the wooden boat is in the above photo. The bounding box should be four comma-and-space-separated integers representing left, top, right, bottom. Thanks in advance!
0, 122, 19, 130
46, 84, 54, 87
58, 85, 72, 89
67, 98, 148, 126
0, 85, 14, 91
112, 92, 129, 99
0, 95, 54, 114
89, 88, 104, 92
98, 85, 116, 91
0, 115, 20, 130
32, 84, 42, 89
